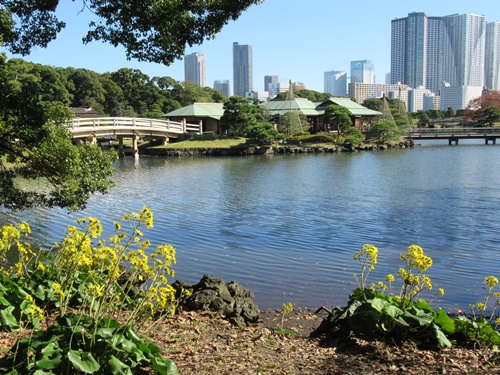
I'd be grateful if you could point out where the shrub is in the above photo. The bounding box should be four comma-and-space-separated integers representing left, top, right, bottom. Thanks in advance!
0, 207, 180, 374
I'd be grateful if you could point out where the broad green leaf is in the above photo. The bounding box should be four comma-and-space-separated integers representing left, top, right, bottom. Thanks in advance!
0, 306, 20, 330
36, 342, 62, 369
124, 325, 141, 341
96, 327, 115, 339
370, 297, 390, 313
432, 323, 452, 348
151, 356, 178, 375
34, 285, 46, 300
383, 304, 403, 318
108, 355, 133, 375
33, 369, 55, 374
404, 308, 433, 326
434, 308, 455, 333
67, 350, 100, 373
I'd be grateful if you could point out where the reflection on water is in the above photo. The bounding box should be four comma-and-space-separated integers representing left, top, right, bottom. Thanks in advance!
1, 142, 500, 310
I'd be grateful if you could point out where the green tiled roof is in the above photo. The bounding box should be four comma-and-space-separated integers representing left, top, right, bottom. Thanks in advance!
316, 98, 383, 117
164, 103, 224, 120
260, 99, 319, 116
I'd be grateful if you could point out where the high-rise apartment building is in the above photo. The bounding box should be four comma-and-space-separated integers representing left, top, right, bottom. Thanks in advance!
264, 75, 278, 91
485, 22, 500, 90
350, 60, 375, 84
233, 42, 253, 97
213, 80, 231, 98
324, 71, 347, 96
184, 52, 206, 87
391, 12, 487, 99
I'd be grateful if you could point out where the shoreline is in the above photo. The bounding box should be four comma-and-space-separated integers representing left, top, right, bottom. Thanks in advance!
136, 139, 416, 157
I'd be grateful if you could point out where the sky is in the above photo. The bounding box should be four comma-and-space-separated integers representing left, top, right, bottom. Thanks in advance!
3, 0, 500, 93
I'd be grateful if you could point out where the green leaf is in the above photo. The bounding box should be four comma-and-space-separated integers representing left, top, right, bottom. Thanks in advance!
67, 350, 100, 373
370, 297, 390, 313
123, 325, 141, 341
36, 342, 62, 369
34, 285, 46, 300
0, 306, 20, 330
432, 323, 452, 348
33, 370, 55, 375
96, 327, 115, 339
151, 355, 178, 375
404, 308, 433, 326
434, 308, 454, 333
107, 355, 133, 375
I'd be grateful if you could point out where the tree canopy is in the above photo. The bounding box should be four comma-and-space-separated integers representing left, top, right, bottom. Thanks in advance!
0, 0, 263, 65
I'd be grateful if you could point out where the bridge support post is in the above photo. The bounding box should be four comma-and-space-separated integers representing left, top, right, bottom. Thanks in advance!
132, 134, 139, 159
449, 138, 459, 145
91, 135, 97, 145
161, 136, 169, 145
485, 138, 496, 145
118, 137, 125, 158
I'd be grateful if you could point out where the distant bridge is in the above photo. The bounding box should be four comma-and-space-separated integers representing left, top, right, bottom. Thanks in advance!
404, 127, 500, 145
70, 117, 201, 157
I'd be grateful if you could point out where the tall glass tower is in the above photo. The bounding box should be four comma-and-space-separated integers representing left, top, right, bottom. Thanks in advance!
350, 60, 375, 84
184, 52, 206, 87
390, 12, 487, 93
485, 22, 500, 90
233, 42, 253, 97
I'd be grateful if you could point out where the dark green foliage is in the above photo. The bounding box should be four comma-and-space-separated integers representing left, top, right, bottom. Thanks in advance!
220, 96, 266, 136
1, 0, 262, 65
325, 104, 352, 133
0, 314, 178, 374
327, 288, 454, 349
246, 122, 284, 143
343, 127, 364, 145
365, 120, 401, 142
477, 106, 500, 127
291, 133, 336, 143
0, 55, 117, 211
274, 89, 331, 101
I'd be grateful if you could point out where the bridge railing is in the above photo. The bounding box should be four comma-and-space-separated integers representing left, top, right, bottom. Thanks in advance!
70, 117, 200, 134
404, 127, 500, 137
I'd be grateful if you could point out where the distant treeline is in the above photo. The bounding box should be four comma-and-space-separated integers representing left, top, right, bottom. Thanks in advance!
5, 58, 227, 118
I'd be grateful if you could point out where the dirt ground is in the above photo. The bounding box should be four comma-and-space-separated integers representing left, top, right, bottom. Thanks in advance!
1, 307, 500, 374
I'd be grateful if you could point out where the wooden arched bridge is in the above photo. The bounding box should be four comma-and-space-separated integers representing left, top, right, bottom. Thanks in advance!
70, 117, 201, 157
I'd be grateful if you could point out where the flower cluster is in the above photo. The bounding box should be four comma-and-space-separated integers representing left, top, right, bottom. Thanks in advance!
353, 244, 378, 290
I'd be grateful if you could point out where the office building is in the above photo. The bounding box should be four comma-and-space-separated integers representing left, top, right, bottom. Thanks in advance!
391, 12, 487, 100
184, 52, 206, 87
213, 80, 231, 98
233, 42, 253, 97
485, 22, 500, 90
324, 71, 347, 96
350, 60, 375, 84
348, 82, 408, 104
264, 75, 278, 91
268, 81, 289, 99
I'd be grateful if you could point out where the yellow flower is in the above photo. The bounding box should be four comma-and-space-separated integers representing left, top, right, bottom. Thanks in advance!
52, 283, 65, 298
476, 302, 486, 311
485, 276, 499, 289
28, 304, 44, 320
438, 288, 445, 296
281, 302, 294, 315
385, 274, 395, 282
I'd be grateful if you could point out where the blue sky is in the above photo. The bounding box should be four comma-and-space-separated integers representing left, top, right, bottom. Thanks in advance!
4, 0, 500, 92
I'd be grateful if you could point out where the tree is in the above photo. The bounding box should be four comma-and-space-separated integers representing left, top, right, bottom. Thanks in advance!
477, 106, 500, 127
220, 96, 265, 136
365, 120, 401, 142
0, 54, 116, 211
247, 122, 284, 143
277, 111, 310, 136
274, 89, 331, 101
325, 104, 352, 133
0, 0, 263, 65
462, 91, 500, 124
415, 110, 431, 127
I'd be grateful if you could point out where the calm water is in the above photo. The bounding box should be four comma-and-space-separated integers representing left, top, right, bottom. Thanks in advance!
2, 140, 500, 311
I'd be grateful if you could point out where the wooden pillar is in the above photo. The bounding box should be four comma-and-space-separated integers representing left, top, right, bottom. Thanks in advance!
118, 137, 125, 158
162, 136, 169, 145
91, 134, 97, 145
199, 119, 203, 134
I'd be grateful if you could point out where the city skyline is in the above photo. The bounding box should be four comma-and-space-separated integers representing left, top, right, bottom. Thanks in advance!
184, 52, 206, 87
3, 1, 500, 93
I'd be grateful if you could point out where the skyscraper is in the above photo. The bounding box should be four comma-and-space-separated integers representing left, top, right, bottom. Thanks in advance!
485, 22, 500, 90
233, 42, 253, 97
390, 12, 487, 95
184, 52, 206, 87
214, 80, 231, 98
324, 71, 347, 96
350, 60, 375, 84
264, 75, 278, 91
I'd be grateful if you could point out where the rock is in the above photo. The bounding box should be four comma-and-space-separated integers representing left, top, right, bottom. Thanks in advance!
173, 274, 262, 327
